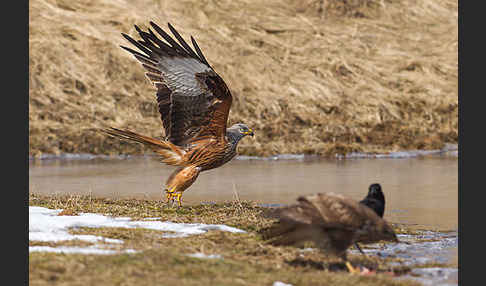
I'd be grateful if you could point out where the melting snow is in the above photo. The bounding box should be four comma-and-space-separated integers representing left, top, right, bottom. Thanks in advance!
29, 246, 137, 255
29, 206, 245, 254
186, 252, 222, 259
273, 282, 293, 286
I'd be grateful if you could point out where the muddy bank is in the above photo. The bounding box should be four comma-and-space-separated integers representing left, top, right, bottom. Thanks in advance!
29, 0, 457, 157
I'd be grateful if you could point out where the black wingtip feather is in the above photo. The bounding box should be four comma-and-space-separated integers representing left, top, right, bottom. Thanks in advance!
120, 45, 151, 61
123, 21, 212, 68
167, 23, 199, 59
150, 22, 183, 51
190, 36, 211, 67
121, 33, 152, 57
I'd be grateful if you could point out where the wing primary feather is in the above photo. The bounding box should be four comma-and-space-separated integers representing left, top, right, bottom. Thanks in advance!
142, 30, 179, 57
134, 26, 170, 56
121, 33, 153, 57
134, 25, 145, 36
120, 45, 152, 61
167, 23, 200, 59
191, 36, 211, 67
134, 25, 159, 50
149, 22, 188, 56
146, 28, 176, 53
133, 53, 158, 66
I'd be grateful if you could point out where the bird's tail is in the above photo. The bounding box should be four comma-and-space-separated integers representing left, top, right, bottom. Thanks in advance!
102, 127, 185, 165
261, 222, 299, 246
260, 205, 321, 246
261, 219, 319, 247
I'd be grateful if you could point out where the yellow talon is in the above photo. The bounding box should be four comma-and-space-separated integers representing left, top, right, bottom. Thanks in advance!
175, 193, 183, 207
164, 187, 183, 207
165, 187, 177, 204
345, 261, 360, 274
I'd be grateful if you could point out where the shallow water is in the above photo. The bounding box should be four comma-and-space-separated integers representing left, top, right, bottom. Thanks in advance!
29, 154, 458, 231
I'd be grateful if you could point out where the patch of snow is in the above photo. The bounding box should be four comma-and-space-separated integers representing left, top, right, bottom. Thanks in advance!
273, 282, 293, 286
298, 248, 315, 252
186, 252, 222, 259
142, 217, 161, 221
29, 206, 245, 254
29, 246, 137, 255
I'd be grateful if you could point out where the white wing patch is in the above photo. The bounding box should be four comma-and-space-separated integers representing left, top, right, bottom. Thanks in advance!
158, 57, 211, 96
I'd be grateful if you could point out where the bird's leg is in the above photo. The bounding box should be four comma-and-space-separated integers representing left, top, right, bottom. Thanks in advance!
175, 193, 183, 207
345, 261, 360, 274
340, 253, 360, 274
354, 243, 366, 256
165, 187, 177, 205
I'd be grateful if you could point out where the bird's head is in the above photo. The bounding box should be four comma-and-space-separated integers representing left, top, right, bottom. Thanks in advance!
368, 183, 385, 202
229, 123, 254, 137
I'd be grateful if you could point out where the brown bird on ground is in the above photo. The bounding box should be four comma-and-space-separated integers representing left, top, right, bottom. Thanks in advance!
103, 22, 254, 206
261, 192, 398, 273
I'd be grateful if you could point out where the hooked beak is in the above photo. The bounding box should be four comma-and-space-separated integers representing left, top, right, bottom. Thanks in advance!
243, 129, 254, 137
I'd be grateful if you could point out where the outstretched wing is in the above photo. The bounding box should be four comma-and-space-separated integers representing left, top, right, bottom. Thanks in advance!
121, 22, 233, 147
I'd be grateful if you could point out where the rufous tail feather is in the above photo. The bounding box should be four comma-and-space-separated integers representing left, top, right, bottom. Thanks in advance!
102, 127, 184, 165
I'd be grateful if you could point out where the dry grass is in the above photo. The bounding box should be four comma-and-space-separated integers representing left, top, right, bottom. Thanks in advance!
29, 193, 425, 286
29, 0, 458, 157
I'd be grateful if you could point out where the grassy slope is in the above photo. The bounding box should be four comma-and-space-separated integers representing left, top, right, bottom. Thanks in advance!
29, 0, 457, 157
29, 193, 426, 286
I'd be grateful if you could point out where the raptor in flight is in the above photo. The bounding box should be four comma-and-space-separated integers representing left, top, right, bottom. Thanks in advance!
104, 22, 254, 206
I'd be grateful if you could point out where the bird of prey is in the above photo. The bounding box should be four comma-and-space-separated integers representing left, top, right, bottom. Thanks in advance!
103, 22, 254, 206
354, 183, 386, 254
261, 192, 398, 273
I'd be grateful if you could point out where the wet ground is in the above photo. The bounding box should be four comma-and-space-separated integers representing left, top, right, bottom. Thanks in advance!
350, 231, 458, 285
29, 150, 458, 285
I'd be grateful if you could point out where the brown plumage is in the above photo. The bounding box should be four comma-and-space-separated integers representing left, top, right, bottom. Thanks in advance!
262, 192, 398, 271
102, 22, 254, 206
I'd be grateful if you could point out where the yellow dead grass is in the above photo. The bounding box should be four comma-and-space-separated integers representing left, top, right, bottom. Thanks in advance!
29, 0, 458, 157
